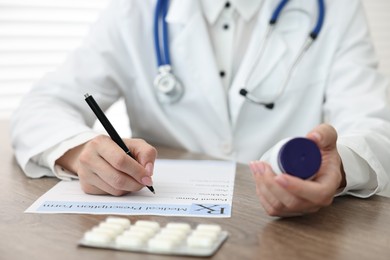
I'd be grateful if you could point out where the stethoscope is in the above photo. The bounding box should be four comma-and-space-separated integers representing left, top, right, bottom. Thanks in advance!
153, 0, 183, 104
153, 0, 326, 108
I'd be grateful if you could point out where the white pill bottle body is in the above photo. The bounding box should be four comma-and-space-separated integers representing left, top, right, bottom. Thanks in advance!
260, 137, 322, 180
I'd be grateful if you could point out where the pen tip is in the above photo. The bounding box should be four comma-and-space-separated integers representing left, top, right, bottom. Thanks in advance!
147, 186, 155, 194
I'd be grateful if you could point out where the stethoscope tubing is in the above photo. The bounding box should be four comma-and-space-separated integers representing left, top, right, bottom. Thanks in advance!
153, 0, 326, 107
271, 0, 289, 24
311, 0, 326, 39
241, 0, 325, 108
154, 0, 171, 66
162, 0, 171, 65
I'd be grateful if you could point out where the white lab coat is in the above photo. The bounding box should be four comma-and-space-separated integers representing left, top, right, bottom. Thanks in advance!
11, 0, 390, 196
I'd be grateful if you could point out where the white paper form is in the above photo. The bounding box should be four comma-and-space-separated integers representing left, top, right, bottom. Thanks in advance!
25, 160, 236, 218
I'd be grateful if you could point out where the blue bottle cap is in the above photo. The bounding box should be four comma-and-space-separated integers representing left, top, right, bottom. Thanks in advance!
278, 138, 321, 179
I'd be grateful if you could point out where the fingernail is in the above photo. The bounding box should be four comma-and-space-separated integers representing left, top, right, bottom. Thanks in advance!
141, 176, 153, 186
145, 162, 154, 176
275, 175, 288, 188
254, 162, 265, 176
311, 132, 322, 142
249, 161, 256, 173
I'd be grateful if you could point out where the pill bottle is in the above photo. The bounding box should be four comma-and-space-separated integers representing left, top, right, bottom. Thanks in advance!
260, 137, 322, 179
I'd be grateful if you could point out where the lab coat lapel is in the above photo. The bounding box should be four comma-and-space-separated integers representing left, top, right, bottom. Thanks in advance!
229, 1, 287, 125
166, 0, 230, 127
229, 0, 312, 126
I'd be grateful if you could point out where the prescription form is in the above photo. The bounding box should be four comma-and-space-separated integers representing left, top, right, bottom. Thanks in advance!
25, 160, 236, 218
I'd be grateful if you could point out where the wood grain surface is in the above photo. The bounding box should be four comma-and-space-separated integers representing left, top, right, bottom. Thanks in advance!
1, 121, 389, 260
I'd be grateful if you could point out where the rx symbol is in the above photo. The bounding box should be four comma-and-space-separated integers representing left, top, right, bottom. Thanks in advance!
194, 204, 225, 215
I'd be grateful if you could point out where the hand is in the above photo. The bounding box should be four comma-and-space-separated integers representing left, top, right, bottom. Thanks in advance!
249, 124, 346, 217
56, 135, 157, 196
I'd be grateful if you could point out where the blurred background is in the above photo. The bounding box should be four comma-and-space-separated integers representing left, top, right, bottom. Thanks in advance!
0, 0, 389, 196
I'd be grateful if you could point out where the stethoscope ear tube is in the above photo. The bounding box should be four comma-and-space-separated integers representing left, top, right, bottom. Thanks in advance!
241, 0, 325, 108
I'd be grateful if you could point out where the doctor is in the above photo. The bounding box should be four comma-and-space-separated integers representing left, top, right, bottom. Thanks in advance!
11, 0, 390, 217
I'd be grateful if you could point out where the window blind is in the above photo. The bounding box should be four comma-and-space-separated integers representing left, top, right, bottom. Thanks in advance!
0, 1, 389, 119
0, 0, 110, 118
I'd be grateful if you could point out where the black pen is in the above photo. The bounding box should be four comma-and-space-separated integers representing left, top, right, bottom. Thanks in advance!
84, 93, 155, 194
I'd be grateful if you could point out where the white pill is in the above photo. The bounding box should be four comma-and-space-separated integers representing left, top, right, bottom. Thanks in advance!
129, 226, 157, 237
153, 233, 181, 245
105, 217, 131, 228
91, 227, 120, 238
135, 220, 160, 231
115, 235, 144, 249
187, 235, 214, 248
121, 230, 151, 241
99, 222, 126, 233
196, 224, 222, 233
159, 228, 186, 240
191, 230, 218, 241
148, 238, 175, 252
165, 223, 191, 233
84, 231, 112, 245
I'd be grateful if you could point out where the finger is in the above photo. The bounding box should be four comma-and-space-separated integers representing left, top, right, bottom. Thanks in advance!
251, 162, 322, 216
306, 124, 337, 151
251, 162, 274, 210
89, 156, 145, 192
125, 139, 157, 176
257, 191, 281, 216
274, 174, 335, 207
251, 162, 287, 215
265, 175, 315, 214
256, 163, 317, 215
88, 135, 152, 187
249, 161, 264, 177
79, 136, 150, 191
251, 164, 281, 216
78, 168, 129, 196
283, 206, 321, 217
258, 178, 324, 216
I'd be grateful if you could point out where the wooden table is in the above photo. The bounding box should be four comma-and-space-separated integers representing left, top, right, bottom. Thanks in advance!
1, 121, 390, 260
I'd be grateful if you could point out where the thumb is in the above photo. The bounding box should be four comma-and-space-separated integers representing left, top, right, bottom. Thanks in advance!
306, 124, 338, 151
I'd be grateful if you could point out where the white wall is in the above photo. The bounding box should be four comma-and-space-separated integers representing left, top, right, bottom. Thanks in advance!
362, 0, 390, 197
362, 0, 390, 78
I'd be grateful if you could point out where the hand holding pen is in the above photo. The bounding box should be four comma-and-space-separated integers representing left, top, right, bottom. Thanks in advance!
84, 93, 155, 195
56, 94, 156, 196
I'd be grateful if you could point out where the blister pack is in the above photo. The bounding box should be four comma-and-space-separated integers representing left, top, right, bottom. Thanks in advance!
79, 217, 228, 257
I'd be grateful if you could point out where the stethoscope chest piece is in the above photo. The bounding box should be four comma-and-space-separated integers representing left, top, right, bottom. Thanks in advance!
154, 65, 184, 104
